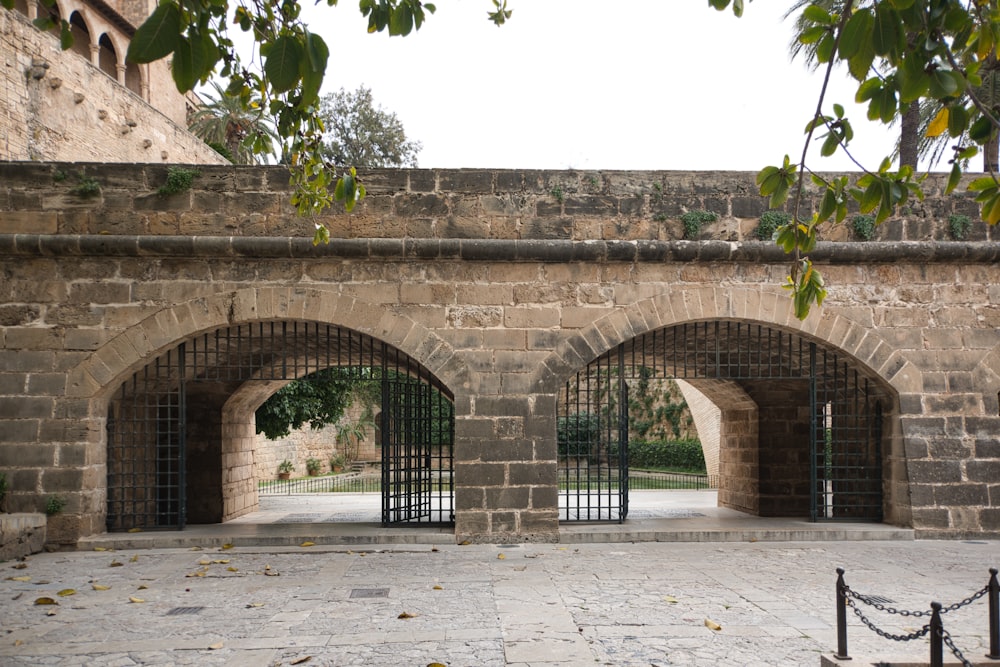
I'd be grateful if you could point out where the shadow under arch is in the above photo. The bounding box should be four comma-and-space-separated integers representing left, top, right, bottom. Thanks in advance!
538, 286, 909, 528
67, 288, 470, 535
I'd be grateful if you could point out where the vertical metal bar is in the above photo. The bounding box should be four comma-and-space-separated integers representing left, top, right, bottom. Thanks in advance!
988, 568, 1000, 659
929, 602, 943, 667
617, 344, 628, 523
835, 567, 850, 660
177, 342, 187, 530
809, 342, 819, 522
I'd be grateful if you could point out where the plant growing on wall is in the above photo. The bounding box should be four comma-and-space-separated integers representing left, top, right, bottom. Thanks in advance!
948, 214, 972, 240
158, 167, 201, 196
755, 210, 791, 241
680, 210, 717, 240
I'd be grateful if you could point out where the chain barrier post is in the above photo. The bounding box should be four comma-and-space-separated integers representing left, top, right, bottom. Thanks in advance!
930, 601, 943, 667
989, 567, 1000, 660
836, 567, 851, 660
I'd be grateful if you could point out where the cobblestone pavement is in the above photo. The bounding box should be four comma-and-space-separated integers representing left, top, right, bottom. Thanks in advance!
2, 539, 998, 666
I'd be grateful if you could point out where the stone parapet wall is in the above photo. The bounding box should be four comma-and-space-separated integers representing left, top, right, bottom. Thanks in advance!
0, 162, 994, 243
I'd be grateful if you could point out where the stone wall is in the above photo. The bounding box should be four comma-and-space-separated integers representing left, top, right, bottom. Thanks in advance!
0, 163, 999, 544
1, 8, 226, 164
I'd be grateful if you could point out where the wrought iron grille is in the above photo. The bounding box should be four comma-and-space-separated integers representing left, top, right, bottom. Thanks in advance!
106, 322, 454, 532
558, 321, 885, 523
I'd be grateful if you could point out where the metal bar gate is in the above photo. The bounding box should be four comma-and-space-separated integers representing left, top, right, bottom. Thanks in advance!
106, 322, 454, 532
558, 321, 884, 523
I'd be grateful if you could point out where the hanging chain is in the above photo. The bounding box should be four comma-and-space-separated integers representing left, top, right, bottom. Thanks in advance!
843, 583, 988, 617
845, 597, 930, 642
939, 627, 974, 667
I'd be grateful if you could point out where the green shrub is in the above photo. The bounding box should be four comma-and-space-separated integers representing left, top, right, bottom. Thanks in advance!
627, 438, 706, 471
756, 210, 791, 240
70, 175, 101, 198
45, 495, 65, 516
158, 167, 200, 196
681, 210, 717, 240
948, 214, 972, 240
851, 214, 876, 241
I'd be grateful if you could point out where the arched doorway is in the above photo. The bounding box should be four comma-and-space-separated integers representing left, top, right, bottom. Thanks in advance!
558, 320, 893, 523
104, 321, 454, 532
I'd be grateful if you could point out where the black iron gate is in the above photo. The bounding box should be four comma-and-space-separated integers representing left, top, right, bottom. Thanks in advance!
558, 321, 885, 523
382, 376, 454, 524
106, 322, 453, 532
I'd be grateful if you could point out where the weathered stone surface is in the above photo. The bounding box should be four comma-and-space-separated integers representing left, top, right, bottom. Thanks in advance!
1, 164, 999, 545
0, 513, 45, 560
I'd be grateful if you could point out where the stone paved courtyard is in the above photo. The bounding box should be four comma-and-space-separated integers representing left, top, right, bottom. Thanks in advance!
2, 536, 997, 666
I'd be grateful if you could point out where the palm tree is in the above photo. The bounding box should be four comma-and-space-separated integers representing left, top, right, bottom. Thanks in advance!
188, 81, 277, 164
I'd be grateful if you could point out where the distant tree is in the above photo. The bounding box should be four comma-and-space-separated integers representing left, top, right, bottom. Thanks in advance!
319, 86, 422, 168
188, 80, 277, 164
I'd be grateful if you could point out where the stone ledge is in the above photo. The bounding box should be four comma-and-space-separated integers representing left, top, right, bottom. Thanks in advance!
0, 513, 46, 561
1, 234, 998, 264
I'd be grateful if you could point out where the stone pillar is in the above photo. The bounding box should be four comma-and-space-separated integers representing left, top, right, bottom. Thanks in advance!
454, 391, 559, 543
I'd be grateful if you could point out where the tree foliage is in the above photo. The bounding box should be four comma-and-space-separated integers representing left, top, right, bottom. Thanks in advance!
319, 86, 422, 168
188, 81, 277, 164
714, 0, 1000, 318
255, 367, 377, 440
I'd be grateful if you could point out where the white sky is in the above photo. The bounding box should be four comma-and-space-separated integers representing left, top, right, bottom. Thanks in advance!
292, 1, 901, 172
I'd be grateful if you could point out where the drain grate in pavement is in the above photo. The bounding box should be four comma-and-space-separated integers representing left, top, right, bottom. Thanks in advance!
865, 596, 894, 605
350, 588, 389, 599
166, 607, 205, 616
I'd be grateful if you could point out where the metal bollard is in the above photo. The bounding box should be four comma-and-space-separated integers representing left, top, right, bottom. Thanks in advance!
835, 567, 851, 660
989, 567, 1000, 660
930, 601, 943, 667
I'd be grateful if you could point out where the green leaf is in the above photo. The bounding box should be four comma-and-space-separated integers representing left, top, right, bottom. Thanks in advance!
803, 5, 832, 24
839, 8, 872, 60
264, 36, 303, 94
929, 68, 961, 98
127, 1, 181, 64
872, 3, 902, 58
969, 115, 994, 144
59, 20, 74, 50
389, 3, 414, 36
171, 32, 216, 93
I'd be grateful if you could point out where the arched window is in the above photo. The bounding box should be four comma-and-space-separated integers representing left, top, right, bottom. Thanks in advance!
68, 11, 91, 62
125, 61, 143, 97
98, 33, 117, 80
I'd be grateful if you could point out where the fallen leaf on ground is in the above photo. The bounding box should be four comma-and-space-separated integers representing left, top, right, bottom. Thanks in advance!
92, 584, 110, 591
56, 589, 76, 597
398, 612, 417, 619
246, 603, 264, 608
109, 561, 123, 567
198, 560, 212, 566
496, 553, 505, 560
45, 609, 56, 616
12, 563, 27, 570
300, 541, 315, 547
227, 567, 238, 572
290, 657, 311, 665
208, 641, 224, 650
705, 619, 722, 631
128, 528, 142, 533
432, 585, 443, 590
8, 576, 30, 582
212, 559, 230, 564
664, 595, 678, 604
137, 585, 147, 590
129, 555, 139, 562
93, 547, 107, 552
33, 597, 57, 605
220, 544, 233, 550
428, 663, 447, 667
129, 596, 145, 603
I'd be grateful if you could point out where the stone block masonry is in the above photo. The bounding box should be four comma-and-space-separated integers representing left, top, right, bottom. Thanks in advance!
0, 163, 999, 545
